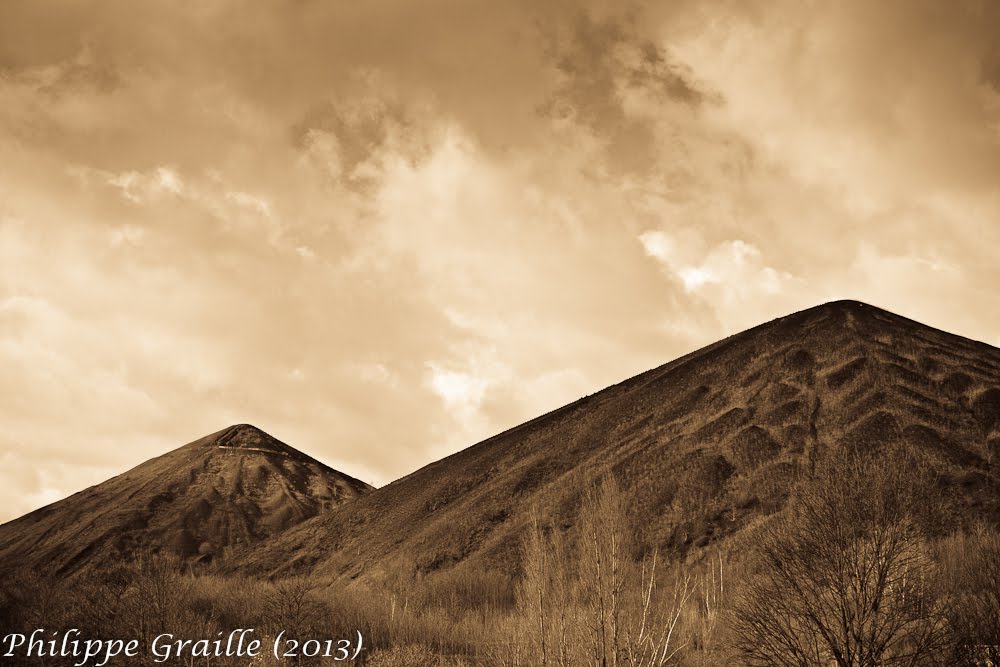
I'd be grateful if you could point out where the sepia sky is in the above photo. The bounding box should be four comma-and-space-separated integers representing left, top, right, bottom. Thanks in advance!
2, 0, 1000, 522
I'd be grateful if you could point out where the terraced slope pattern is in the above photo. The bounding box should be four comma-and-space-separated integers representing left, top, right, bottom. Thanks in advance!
230, 300, 1000, 582
0, 424, 372, 577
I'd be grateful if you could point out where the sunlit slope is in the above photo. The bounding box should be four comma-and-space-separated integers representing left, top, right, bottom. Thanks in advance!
0, 424, 372, 577
231, 300, 1000, 582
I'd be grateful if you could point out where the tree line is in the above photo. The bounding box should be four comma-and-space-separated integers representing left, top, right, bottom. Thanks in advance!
2, 447, 999, 665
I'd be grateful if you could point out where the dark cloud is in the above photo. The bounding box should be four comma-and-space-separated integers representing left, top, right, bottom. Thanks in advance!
0, 0, 702, 160
540, 9, 712, 174
626, 41, 705, 106
983, 40, 1000, 91
290, 87, 439, 191
4, 0, 1000, 520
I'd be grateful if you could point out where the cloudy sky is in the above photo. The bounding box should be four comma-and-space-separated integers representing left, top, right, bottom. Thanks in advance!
1, 0, 999, 522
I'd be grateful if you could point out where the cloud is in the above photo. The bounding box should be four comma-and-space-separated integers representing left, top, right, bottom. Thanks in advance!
540, 8, 712, 175
109, 225, 145, 247
107, 166, 183, 202
0, 452, 118, 521
639, 230, 802, 333
3, 1, 1000, 520
428, 366, 491, 409
639, 231, 796, 295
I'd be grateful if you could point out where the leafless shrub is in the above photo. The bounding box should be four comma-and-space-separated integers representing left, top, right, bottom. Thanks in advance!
937, 526, 1000, 665
365, 643, 472, 666
622, 551, 692, 666
513, 474, 716, 667
577, 475, 629, 666
262, 576, 329, 642
731, 455, 953, 666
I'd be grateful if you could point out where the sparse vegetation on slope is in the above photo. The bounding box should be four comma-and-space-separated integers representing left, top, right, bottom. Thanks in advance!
231, 301, 1000, 585
0, 424, 372, 577
4, 301, 1000, 664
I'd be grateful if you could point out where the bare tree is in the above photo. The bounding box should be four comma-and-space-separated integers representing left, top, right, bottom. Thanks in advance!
623, 551, 693, 666
548, 525, 575, 667
263, 576, 328, 637
943, 526, 1000, 665
684, 553, 726, 666
116, 553, 196, 651
731, 455, 951, 667
578, 475, 629, 667
518, 509, 550, 666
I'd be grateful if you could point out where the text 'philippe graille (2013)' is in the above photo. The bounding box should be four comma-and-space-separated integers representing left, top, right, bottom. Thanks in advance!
3, 628, 364, 665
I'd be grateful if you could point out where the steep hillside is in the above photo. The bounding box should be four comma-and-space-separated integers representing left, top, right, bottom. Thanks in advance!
231, 300, 1000, 582
0, 424, 372, 577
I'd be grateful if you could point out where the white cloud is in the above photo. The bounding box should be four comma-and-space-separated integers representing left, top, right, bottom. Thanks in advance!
156, 167, 183, 195
356, 362, 394, 385
109, 225, 145, 247
640, 232, 795, 297
226, 190, 273, 218
427, 364, 492, 410
108, 166, 184, 203
639, 230, 803, 334
638, 230, 673, 264
423, 347, 515, 459
678, 266, 717, 291
0, 451, 121, 522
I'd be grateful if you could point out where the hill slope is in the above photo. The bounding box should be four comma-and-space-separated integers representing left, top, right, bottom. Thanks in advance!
230, 300, 1000, 582
0, 424, 372, 577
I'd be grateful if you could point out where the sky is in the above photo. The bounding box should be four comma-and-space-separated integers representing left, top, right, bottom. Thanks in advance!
1, 0, 999, 522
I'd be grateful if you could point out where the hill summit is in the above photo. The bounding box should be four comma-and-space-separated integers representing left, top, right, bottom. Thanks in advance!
4, 300, 1000, 585
228, 300, 1000, 581
0, 424, 371, 577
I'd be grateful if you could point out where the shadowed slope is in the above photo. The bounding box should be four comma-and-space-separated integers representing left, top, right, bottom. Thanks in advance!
0, 424, 372, 577
230, 300, 1000, 582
